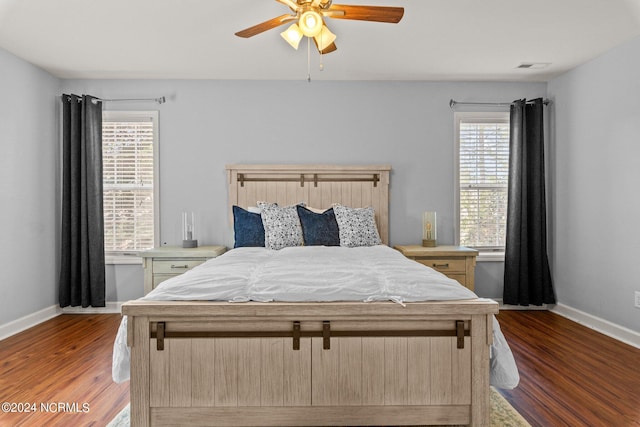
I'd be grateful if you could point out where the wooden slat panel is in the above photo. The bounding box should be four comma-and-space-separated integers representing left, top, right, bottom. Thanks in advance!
350, 182, 363, 207
261, 338, 285, 406
130, 316, 151, 427
256, 180, 267, 204
338, 337, 362, 406
266, 181, 277, 205
283, 338, 311, 406
214, 339, 238, 407
170, 339, 192, 407
361, 338, 385, 405
470, 315, 491, 426
245, 181, 257, 207
237, 339, 261, 406
384, 337, 408, 405
452, 336, 472, 404
152, 405, 470, 426
192, 339, 216, 406
430, 337, 453, 404
150, 339, 170, 407
341, 181, 352, 208
311, 337, 339, 405
361, 182, 372, 207
307, 183, 321, 208
407, 337, 431, 405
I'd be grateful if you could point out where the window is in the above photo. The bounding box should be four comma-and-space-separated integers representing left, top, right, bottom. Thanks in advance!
455, 112, 509, 253
102, 111, 159, 260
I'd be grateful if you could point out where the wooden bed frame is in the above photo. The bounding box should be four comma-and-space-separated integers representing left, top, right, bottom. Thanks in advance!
123, 164, 498, 426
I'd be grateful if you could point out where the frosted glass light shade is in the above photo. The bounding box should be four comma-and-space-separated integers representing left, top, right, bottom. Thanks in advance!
314, 25, 336, 51
281, 23, 303, 49
299, 10, 323, 37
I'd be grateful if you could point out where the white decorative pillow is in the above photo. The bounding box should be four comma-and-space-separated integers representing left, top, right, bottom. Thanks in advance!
333, 204, 382, 247
258, 202, 304, 250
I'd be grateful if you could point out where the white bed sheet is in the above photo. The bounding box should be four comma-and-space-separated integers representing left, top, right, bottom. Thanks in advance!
113, 245, 519, 388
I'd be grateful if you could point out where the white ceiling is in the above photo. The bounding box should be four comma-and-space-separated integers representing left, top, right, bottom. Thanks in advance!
1, 0, 640, 81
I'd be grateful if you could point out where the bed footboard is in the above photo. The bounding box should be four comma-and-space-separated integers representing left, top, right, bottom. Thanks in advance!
124, 300, 497, 427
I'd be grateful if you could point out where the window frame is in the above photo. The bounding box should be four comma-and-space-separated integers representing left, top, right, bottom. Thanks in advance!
102, 110, 160, 264
454, 111, 509, 261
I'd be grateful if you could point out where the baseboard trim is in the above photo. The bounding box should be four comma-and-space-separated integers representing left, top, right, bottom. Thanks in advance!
59, 301, 123, 314
0, 305, 60, 341
0, 302, 125, 341
551, 303, 640, 349
493, 298, 551, 310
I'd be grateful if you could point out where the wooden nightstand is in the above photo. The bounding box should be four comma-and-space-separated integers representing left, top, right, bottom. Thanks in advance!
139, 245, 226, 294
394, 245, 479, 291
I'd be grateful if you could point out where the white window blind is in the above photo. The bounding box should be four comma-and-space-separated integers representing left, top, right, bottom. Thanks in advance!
456, 113, 510, 250
102, 112, 158, 253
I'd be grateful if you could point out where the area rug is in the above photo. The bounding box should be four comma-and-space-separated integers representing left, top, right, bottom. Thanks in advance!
107, 387, 531, 427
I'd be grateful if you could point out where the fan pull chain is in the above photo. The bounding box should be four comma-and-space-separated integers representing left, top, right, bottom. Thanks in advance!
307, 37, 311, 83
319, 32, 324, 71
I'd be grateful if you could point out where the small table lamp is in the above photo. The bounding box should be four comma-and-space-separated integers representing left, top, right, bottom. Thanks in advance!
422, 211, 437, 247
182, 211, 198, 248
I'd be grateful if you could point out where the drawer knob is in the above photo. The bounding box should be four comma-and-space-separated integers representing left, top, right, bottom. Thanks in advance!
171, 264, 189, 269
433, 263, 449, 268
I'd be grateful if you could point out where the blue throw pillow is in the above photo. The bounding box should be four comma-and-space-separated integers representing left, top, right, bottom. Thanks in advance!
296, 205, 340, 246
233, 205, 265, 248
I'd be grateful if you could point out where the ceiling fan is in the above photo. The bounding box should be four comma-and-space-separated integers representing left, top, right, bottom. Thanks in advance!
235, 0, 404, 54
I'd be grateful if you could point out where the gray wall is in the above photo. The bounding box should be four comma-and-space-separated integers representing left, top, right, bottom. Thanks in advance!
548, 35, 640, 332
4, 38, 638, 334
60, 79, 546, 302
0, 48, 60, 325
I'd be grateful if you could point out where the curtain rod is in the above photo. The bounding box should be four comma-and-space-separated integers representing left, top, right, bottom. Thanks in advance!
449, 98, 550, 109
91, 96, 166, 105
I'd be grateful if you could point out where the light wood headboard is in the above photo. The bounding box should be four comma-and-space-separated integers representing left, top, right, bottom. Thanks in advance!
226, 164, 391, 245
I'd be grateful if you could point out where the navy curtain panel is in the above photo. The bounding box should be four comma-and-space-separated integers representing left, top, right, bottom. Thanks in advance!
503, 98, 556, 306
59, 94, 106, 308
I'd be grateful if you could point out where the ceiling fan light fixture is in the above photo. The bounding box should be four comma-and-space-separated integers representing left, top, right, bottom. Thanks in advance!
281, 23, 304, 49
299, 10, 323, 37
314, 25, 336, 51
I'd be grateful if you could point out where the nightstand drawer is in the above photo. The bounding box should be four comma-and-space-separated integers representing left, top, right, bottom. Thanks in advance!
140, 245, 227, 295
394, 245, 478, 291
153, 274, 178, 287
414, 257, 466, 273
153, 259, 206, 274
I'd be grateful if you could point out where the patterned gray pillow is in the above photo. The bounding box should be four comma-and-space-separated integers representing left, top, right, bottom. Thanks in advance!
258, 202, 304, 250
333, 205, 382, 247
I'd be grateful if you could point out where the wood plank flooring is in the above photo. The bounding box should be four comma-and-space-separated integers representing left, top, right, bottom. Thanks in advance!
0, 314, 129, 427
0, 311, 638, 426
495, 310, 640, 427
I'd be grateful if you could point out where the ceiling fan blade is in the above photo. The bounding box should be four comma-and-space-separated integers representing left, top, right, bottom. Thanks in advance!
235, 14, 297, 38
326, 5, 404, 23
321, 42, 337, 54
314, 40, 337, 54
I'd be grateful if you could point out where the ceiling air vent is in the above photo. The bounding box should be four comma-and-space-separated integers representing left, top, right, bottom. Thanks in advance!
517, 62, 551, 69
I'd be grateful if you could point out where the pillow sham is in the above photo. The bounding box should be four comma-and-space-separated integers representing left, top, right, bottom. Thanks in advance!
296, 205, 340, 246
258, 202, 304, 250
233, 205, 265, 248
333, 204, 382, 247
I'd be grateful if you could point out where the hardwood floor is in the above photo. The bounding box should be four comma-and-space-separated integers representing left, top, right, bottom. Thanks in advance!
0, 314, 129, 427
496, 310, 640, 427
0, 311, 638, 426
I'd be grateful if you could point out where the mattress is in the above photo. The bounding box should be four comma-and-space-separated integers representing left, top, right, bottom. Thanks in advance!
112, 245, 519, 388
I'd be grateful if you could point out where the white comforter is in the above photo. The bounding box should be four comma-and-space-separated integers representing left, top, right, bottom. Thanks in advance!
113, 245, 519, 388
